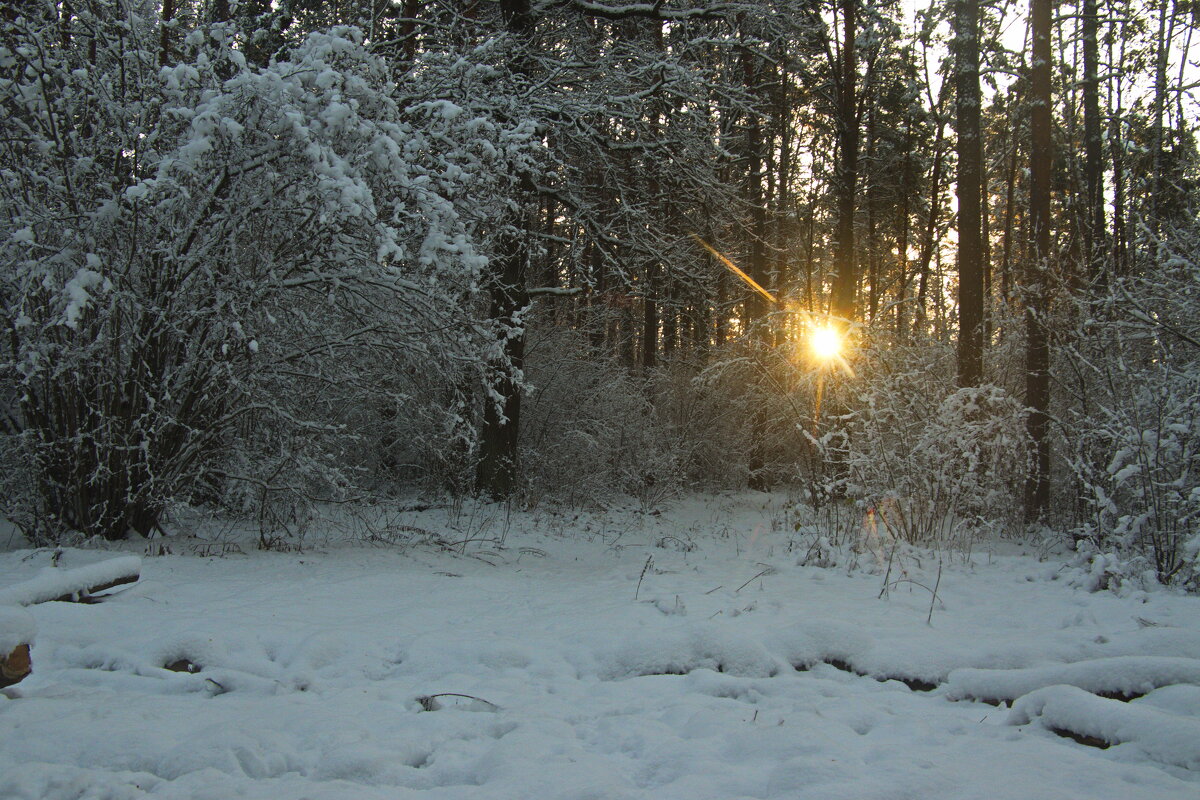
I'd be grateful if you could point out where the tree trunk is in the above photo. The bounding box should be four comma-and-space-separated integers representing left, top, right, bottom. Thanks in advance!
643, 261, 658, 369
401, 0, 421, 62
1025, 0, 1053, 522
1149, 0, 1172, 229
1081, 0, 1105, 287
955, 0, 984, 386
159, 0, 176, 67
866, 104, 880, 323
830, 0, 858, 323
476, 240, 530, 499
476, 0, 535, 499
1108, 6, 1129, 277
999, 96, 1021, 325
895, 117, 913, 339
914, 119, 947, 339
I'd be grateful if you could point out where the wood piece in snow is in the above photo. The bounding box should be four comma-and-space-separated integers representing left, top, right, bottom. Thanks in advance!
0, 556, 142, 606
165, 658, 201, 673
0, 643, 31, 689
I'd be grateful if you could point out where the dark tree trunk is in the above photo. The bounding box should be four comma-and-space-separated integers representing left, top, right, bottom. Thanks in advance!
1025, 0, 1053, 522
745, 96, 770, 490
831, 0, 858, 323
955, 0, 984, 386
1108, 5, 1129, 277
401, 0, 421, 62
895, 118, 913, 339
476, 246, 529, 498
914, 119, 947, 339
1149, 0, 1171, 229
999, 99, 1021, 323
643, 261, 658, 369
1082, 0, 1104, 287
1110, 112, 1128, 276
662, 288, 676, 359
476, 0, 535, 499
866, 104, 880, 323
159, 0, 176, 66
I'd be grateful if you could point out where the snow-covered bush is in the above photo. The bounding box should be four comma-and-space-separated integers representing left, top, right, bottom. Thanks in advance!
1066, 224, 1200, 588
520, 328, 690, 507
836, 343, 1030, 547
688, 340, 821, 493
0, 8, 535, 541
1070, 370, 1199, 588
520, 330, 825, 507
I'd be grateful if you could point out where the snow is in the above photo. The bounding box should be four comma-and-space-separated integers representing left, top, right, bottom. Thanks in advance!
60, 267, 106, 329
0, 494, 1198, 799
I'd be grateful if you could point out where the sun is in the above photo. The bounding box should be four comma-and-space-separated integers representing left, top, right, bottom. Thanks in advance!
810, 325, 843, 362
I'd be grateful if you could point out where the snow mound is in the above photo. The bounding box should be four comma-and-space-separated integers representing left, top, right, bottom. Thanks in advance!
0, 605, 36, 653
947, 656, 1200, 703
1009, 684, 1200, 770
1134, 684, 1200, 718
152, 728, 304, 781
770, 620, 874, 670
594, 624, 782, 680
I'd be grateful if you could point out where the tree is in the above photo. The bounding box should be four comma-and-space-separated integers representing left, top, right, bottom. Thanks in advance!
955, 0, 984, 386
1024, 0, 1053, 521
830, 0, 859, 323
1081, 0, 1105, 287
475, 0, 537, 499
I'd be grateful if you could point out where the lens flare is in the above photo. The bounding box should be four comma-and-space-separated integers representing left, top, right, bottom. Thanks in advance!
810, 326, 842, 361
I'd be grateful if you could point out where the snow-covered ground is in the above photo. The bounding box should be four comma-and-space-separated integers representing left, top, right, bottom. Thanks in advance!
1, 493, 1198, 799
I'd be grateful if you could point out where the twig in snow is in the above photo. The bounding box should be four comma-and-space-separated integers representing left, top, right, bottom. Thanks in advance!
882, 578, 946, 613
736, 568, 772, 593
927, 562, 943, 625
417, 693, 500, 711
878, 540, 899, 600
635, 555, 653, 600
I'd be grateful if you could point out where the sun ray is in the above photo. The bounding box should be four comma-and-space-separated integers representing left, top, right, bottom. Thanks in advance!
690, 234, 777, 306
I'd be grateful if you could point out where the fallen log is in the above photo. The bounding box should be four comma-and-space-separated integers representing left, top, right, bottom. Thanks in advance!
1009, 684, 1200, 770
0, 556, 142, 606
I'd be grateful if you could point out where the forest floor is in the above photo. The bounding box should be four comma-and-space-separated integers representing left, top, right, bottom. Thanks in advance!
1, 492, 1198, 799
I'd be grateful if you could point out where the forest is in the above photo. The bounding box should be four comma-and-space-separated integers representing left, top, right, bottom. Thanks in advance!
1, 0, 1198, 589
5, 3, 1200, 797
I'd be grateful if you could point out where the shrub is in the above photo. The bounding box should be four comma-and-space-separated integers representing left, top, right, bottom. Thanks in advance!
0, 13, 532, 540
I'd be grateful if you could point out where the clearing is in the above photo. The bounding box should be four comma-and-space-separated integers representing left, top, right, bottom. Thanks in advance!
1, 493, 1198, 799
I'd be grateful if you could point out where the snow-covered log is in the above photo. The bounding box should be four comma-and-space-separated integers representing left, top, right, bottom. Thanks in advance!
946, 656, 1200, 703
1009, 684, 1200, 770
0, 557, 141, 606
